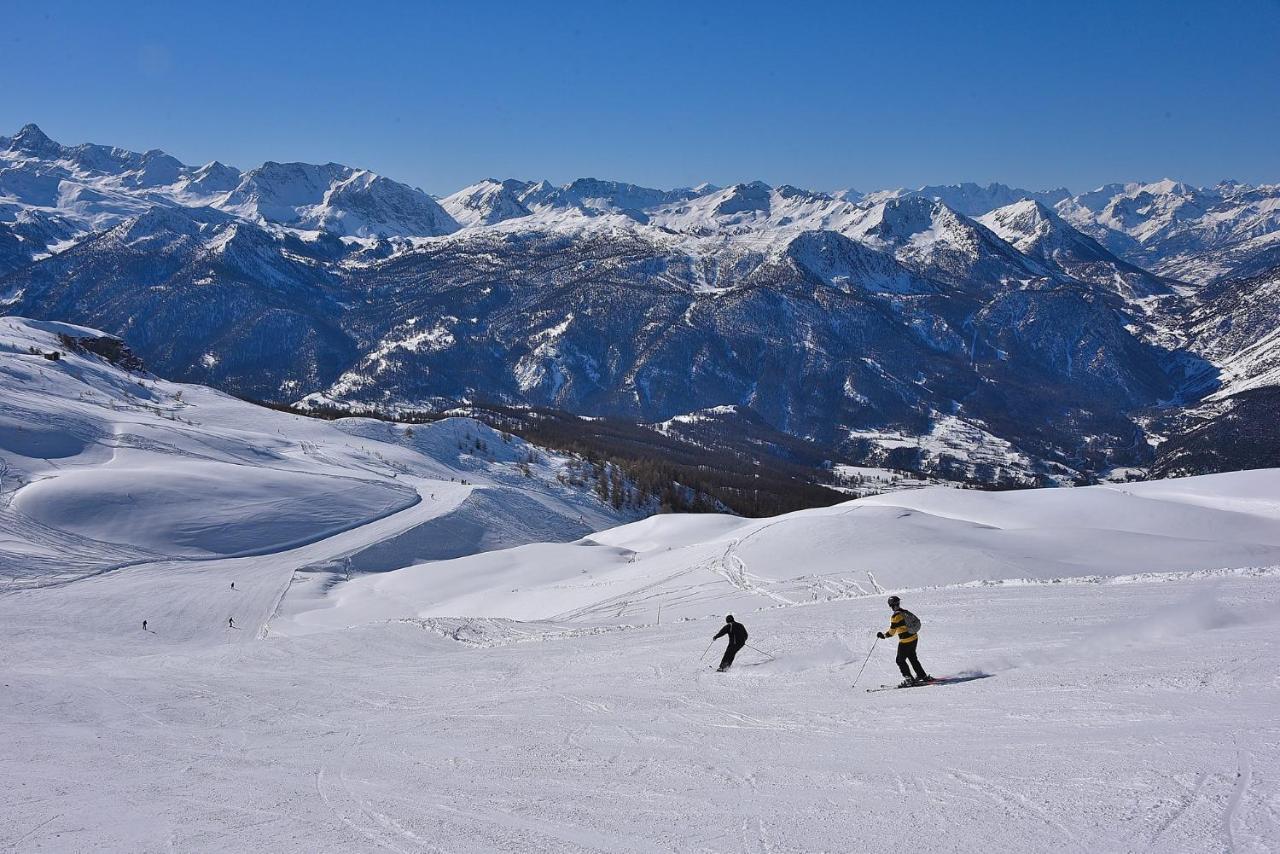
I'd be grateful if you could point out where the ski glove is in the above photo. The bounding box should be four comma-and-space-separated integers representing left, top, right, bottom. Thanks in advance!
876, 632, 885, 639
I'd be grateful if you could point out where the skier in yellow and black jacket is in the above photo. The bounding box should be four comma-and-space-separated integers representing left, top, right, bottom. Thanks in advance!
877, 596, 932, 687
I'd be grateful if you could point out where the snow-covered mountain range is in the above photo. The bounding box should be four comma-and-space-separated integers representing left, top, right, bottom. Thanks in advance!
3, 124, 1278, 483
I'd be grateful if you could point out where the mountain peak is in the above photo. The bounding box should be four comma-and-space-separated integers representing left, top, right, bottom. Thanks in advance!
441, 178, 533, 227
979, 198, 1063, 240
711, 181, 773, 216
8, 123, 61, 156
16, 122, 51, 139
1001, 197, 1055, 220
870, 194, 943, 236
979, 197, 1173, 297
197, 160, 235, 175
776, 184, 832, 202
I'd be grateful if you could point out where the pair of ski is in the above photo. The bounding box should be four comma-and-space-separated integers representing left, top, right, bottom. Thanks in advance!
863, 673, 993, 692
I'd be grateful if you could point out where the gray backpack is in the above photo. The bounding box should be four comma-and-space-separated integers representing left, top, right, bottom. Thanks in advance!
900, 608, 922, 634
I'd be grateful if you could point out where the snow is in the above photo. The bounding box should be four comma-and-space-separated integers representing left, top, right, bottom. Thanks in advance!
366, 320, 459, 364
652, 404, 744, 432
845, 413, 1041, 483
830, 464, 952, 496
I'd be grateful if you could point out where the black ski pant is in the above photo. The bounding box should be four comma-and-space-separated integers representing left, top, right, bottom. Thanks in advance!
896, 640, 927, 679
720, 640, 744, 670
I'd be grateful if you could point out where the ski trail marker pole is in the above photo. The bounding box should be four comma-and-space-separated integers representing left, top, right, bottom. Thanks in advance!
851, 636, 878, 688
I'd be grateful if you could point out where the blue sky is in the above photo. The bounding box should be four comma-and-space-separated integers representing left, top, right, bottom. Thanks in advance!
4, 0, 1278, 194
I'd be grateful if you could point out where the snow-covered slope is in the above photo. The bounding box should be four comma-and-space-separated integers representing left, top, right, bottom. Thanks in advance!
0, 124, 164, 239
0, 317, 635, 584
279, 468, 1280, 631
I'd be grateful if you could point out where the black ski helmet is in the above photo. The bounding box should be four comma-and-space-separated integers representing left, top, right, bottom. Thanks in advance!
725, 614, 735, 623
887, 596, 900, 608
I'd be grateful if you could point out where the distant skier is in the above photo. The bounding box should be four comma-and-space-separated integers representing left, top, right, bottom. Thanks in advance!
877, 596, 931, 686
228, 617, 236, 629
230, 581, 235, 590
142, 620, 147, 632
712, 615, 748, 672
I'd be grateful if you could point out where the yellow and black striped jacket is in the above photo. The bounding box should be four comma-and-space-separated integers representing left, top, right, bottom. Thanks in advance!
884, 609, 918, 643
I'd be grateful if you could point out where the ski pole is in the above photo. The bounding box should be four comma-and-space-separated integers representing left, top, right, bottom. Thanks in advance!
851, 636, 878, 688
699, 638, 717, 661
745, 643, 776, 661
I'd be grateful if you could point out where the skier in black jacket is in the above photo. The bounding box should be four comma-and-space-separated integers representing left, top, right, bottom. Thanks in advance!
712, 615, 748, 672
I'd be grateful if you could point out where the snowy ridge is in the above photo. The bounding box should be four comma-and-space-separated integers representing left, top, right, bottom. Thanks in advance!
1055, 178, 1280, 283
4, 123, 1278, 281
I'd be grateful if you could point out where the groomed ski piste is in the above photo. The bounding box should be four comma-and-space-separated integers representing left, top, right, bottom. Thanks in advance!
2, 316, 1278, 852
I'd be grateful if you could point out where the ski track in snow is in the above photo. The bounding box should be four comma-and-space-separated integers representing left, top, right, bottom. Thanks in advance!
1147, 770, 1211, 847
